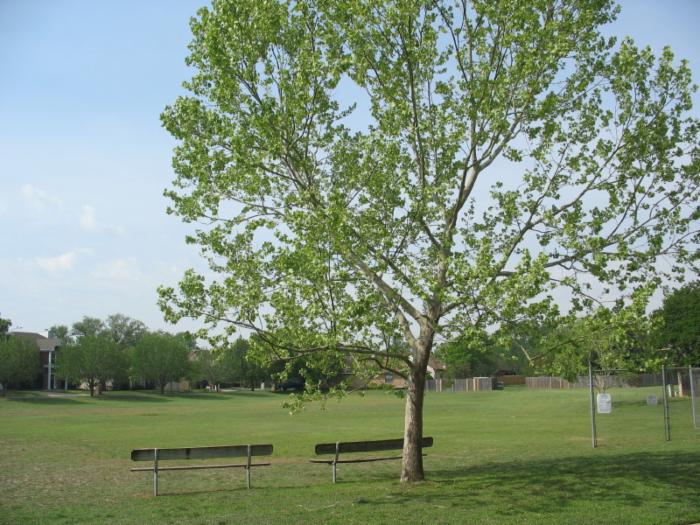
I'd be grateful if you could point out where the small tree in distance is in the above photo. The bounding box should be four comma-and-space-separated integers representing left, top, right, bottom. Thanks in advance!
194, 349, 224, 392
653, 281, 700, 367
132, 332, 191, 394
159, 0, 700, 481
0, 335, 40, 395
56, 334, 123, 396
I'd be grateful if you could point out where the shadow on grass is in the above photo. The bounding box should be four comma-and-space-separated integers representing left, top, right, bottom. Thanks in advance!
375, 451, 700, 518
174, 392, 242, 401
96, 393, 173, 403
7, 394, 84, 405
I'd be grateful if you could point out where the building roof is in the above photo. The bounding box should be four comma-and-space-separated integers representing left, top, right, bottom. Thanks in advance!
428, 356, 445, 371
11, 332, 60, 351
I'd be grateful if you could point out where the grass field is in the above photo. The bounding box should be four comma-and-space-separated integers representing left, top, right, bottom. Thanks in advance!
1, 386, 698, 525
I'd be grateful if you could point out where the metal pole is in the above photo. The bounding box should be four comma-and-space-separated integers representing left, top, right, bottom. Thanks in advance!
661, 365, 671, 441
332, 442, 339, 484
690, 365, 698, 430
589, 361, 597, 448
246, 445, 251, 489
153, 448, 159, 497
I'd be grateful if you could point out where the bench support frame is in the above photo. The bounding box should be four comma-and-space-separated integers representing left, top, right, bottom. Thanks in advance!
311, 437, 433, 483
130, 444, 272, 496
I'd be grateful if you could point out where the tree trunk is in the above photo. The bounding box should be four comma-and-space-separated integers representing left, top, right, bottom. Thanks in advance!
401, 362, 427, 482
160, 381, 166, 395
89, 380, 95, 397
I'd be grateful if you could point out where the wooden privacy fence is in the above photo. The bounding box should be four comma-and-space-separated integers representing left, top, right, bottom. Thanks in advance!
525, 373, 666, 389
426, 377, 494, 392
423, 373, 667, 391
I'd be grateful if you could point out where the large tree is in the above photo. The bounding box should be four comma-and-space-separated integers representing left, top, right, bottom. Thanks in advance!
159, 0, 700, 481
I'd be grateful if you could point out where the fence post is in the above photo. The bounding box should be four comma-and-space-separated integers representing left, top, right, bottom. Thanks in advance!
662, 365, 671, 441
689, 365, 697, 430
589, 362, 597, 448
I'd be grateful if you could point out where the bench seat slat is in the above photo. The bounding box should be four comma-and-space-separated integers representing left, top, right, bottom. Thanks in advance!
309, 452, 428, 465
131, 444, 273, 462
310, 455, 403, 464
314, 437, 433, 455
130, 462, 271, 472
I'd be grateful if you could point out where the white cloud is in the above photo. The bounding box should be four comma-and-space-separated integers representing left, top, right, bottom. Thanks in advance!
80, 205, 98, 232
91, 258, 140, 281
35, 251, 76, 272
79, 204, 125, 237
20, 184, 64, 212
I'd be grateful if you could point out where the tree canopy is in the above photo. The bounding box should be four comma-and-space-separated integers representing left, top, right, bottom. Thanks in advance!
56, 334, 124, 396
0, 335, 40, 393
0, 314, 11, 339
159, 0, 699, 481
132, 332, 191, 394
653, 281, 700, 366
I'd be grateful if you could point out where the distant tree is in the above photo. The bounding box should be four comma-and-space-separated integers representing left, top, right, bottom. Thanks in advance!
132, 332, 191, 394
653, 282, 700, 366
48, 325, 72, 346
55, 334, 122, 396
104, 314, 147, 349
71, 317, 105, 338
194, 350, 224, 391
435, 327, 495, 379
0, 336, 40, 394
219, 338, 258, 390
0, 314, 11, 340
534, 295, 654, 389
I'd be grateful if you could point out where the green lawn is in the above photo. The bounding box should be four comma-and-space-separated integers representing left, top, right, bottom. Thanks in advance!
1, 387, 698, 524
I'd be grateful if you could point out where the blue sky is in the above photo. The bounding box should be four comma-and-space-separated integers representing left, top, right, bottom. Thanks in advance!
1, 0, 698, 334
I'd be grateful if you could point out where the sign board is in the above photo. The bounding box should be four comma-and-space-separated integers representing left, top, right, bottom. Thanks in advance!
646, 395, 658, 406
596, 393, 612, 414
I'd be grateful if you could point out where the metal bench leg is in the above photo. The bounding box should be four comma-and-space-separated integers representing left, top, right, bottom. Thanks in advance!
246, 444, 251, 489
332, 442, 339, 484
153, 448, 159, 497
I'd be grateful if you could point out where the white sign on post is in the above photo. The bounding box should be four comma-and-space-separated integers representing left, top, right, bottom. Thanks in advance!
597, 393, 612, 414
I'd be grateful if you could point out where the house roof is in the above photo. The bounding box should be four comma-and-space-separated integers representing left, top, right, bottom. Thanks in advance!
11, 332, 60, 352
428, 356, 445, 371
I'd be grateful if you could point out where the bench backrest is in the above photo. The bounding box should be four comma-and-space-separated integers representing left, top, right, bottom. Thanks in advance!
314, 437, 433, 455
131, 444, 273, 462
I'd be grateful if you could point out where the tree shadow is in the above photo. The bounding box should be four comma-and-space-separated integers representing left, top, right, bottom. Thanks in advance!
373, 451, 700, 518
174, 392, 239, 401
6, 393, 84, 405
97, 393, 172, 403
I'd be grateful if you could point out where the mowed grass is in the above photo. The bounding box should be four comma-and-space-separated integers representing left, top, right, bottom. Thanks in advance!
1, 387, 698, 525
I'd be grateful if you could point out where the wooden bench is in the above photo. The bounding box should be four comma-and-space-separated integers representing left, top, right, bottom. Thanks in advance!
310, 437, 433, 483
130, 444, 273, 496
